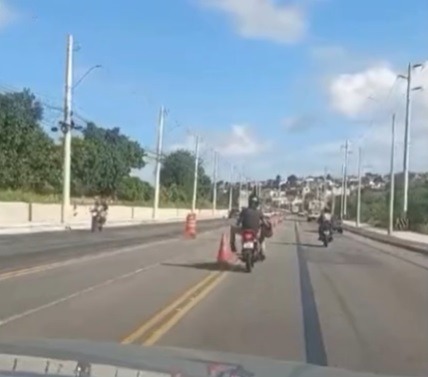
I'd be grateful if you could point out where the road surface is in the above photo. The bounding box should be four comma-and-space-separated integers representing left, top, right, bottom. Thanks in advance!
0, 218, 226, 272
0, 218, 427, 376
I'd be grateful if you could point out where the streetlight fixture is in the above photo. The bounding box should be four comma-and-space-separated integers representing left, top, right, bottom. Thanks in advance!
73, 64, 102, 91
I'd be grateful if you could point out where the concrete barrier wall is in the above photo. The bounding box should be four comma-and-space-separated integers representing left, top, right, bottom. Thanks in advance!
0, 202, 228, 226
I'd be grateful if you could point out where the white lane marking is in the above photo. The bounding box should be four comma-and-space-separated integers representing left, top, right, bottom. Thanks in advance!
0, 227, 223, 282
0, 227, 228, 326
0, 249, 195, 327
0, 239, 174, 282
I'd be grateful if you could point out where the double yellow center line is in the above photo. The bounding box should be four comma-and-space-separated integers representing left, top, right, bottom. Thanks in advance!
121, 270, 228, 346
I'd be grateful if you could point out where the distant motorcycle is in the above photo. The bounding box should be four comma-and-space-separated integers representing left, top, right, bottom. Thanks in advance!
330, 216, 343, 234
90, 209, 106, 232
320, 225, 333, 247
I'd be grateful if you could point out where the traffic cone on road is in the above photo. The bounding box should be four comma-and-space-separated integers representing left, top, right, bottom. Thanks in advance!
217, 233, 231, 264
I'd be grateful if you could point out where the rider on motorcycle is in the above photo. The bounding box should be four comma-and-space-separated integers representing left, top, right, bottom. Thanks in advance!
236, 194, 269, 259
91, 198, 108, 225
317, 207, 332, 240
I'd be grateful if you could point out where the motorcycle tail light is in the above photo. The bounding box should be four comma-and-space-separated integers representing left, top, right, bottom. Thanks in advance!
242, 231, 254, 241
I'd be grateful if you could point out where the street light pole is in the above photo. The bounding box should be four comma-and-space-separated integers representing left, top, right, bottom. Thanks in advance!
228, 166, 234, 211
152, 106, 165, 220
402, 63, 412, 217
356, 147, 362, 227
398, 62, 423, 217
343, 139, 350, 217
388, 113, 396, 235
61, 34, 73, 224
238, 173, 242, 209
191, 135, 200, 213
340, 163, 345, 218
212, 151, 218, 214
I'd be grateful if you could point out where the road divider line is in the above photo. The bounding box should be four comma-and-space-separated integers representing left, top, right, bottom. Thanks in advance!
143, 272, 228, 346
121, 270, 230, 346
0, 239, 174, 282
0, 261, 159, 327
121, 271, 221, 344
0, 249, 217, 327
0, 226, 226, 283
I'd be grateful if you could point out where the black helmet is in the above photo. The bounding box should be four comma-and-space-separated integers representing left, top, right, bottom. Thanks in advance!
249, 194, 260, 208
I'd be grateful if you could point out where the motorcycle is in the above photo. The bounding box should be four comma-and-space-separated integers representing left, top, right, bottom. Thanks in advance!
320, 226, 333, 247
240, 230, 261, 273
90, 209, 105, 232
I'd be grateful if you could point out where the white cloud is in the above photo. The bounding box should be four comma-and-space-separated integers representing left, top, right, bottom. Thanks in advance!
167, 124, 267, 157
329, 64, 399, 118
0, 0, 18, 30
198, 0, 307, 44
216, 124, 268, 156
323, 62, 428, 173
329, 61, 428, 123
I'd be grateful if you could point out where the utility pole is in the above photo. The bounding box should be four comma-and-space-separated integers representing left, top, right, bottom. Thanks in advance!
398, 62, 423, 217
389, 114, 396, 235
341, 140, 350, 218
228, 166, 234, 211
356, 147, 362, 227
402, 63, 412, 217
212, 151, 218, 214
340, 163, 345, 218
238, 173, 242, 209
152, 106, 165, 220
191, 135, 200, 213
61, 34, 74, 224
323, 167, 327, 198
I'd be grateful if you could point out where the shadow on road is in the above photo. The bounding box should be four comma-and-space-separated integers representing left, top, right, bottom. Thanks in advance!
162, 261, 246, 273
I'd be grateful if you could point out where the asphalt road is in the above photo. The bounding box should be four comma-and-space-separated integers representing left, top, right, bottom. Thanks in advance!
0, 218, 227, 272
0, 219, 427, 377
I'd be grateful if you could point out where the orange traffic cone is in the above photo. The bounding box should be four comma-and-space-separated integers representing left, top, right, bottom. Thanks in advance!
217, 233, 231, 264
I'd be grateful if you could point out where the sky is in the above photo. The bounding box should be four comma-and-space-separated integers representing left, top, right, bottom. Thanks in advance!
1, 0, 428, 183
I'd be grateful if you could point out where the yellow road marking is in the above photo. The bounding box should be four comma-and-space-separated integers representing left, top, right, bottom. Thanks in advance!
0, 263, 58, 281
121, 269, 228, 345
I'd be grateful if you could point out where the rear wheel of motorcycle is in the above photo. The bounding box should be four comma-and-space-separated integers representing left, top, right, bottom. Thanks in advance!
245, 252, 252, 273
323, 239, 328, 247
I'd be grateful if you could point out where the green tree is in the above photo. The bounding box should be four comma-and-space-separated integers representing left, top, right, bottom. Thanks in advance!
160, 149, 211, 203
0, 89, 61, 193
117, 176, 153, 202
71, 123, 146, 197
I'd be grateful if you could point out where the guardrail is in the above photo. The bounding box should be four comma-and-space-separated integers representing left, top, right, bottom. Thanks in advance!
342, 223, 428, 256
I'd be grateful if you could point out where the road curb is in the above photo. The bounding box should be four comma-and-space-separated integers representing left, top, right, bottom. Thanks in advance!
342, 223, 428, 256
